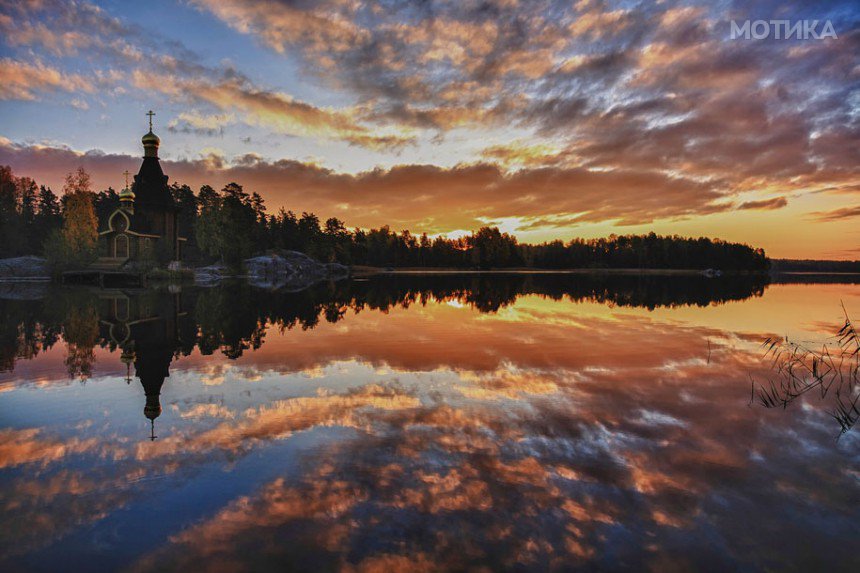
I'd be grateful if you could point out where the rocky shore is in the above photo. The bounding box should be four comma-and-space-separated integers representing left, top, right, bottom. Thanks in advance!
194, 251, 350, 290
0, 256, 50, 281
0, 252, 349, 292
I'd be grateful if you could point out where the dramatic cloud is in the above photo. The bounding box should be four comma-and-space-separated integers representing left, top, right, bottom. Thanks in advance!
0, 0, 131, 58
1, 0, 859, 254
130, 70, 415, 150
0, 139, 730, 232
0, 0, 414, 151
186, 0, 860, 194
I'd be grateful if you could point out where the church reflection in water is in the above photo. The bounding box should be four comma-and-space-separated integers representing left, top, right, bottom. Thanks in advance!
2, 271, 788, 441
98, 289, 193, 440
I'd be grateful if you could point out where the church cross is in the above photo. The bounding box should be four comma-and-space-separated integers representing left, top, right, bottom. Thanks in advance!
123, 170, 130, 190
146, 110, 155, 131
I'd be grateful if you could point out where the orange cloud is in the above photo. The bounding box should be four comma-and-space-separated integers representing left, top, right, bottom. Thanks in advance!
190, 0, 369, 56
479, 141, 565, 168
569, 8, 631, 39
813, 204, 860, 221
0, 58, 93, 100
0, 427, 99, 469
134, 384, 420, 461
737, 197, 788, 211
0, 139, 729, 233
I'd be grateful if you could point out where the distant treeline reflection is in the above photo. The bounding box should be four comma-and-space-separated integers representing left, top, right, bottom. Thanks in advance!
1, 273, 769, 374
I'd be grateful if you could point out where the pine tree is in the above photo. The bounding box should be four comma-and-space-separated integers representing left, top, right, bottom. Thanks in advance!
0, 165, 25, 257
195, 184, 221, 262
34, 185, 62, 250
171, 183, 199, 259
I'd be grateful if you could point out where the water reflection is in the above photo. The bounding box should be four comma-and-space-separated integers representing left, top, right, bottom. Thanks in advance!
99, 290, 194, 440
3, 272, 770, 373
0, 274, 858, 571
750, 307, 860, 436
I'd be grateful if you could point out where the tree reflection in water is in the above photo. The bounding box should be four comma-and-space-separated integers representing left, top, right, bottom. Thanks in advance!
0, 273, 770, 440
3, 272, 772, 364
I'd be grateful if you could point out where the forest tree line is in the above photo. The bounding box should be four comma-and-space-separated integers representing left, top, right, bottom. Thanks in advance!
0, 165, 770, 271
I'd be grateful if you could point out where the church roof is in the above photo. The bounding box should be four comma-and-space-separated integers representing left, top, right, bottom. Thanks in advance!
133, 113, 176, 210
133, 155, 174, 209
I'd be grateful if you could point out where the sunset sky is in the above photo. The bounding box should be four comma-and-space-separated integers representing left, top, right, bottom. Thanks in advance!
0, 0, 858, 259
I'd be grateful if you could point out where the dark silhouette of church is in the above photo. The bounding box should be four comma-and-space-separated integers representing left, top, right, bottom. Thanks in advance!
97, 111, 185, 265
100, 288, 192, 440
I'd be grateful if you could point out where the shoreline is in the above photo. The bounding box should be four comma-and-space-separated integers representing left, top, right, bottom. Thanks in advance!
4, 267, 860, 285
351, 267, 768, 277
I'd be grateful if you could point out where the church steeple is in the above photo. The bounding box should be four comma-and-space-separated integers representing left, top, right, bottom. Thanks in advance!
119, 169, 135, 213
133, 109, 172, 208
144, 394, 161, 441
142, 110, 160, 158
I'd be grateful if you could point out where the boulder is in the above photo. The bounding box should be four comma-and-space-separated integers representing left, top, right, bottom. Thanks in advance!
193, 252, 348, 290
246, 251, 350, 290
0, 256, 49, 281
194, 264, 228, 285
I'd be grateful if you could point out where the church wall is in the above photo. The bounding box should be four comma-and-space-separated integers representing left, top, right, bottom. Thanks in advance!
98, 230, 157, 261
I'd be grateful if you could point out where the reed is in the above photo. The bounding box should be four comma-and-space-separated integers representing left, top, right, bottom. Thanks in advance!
751, 303, 859, 436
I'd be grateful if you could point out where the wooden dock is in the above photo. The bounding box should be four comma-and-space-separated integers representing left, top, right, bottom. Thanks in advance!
62, 257, 146, 287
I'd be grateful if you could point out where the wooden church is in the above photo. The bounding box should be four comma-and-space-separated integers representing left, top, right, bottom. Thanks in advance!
97, 111, 185, 265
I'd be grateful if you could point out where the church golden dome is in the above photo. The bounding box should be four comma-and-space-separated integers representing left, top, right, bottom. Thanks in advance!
142, 111, 160, 158
142, 130, 160, 146
144, 403, 162, 420
119, 186, 135, 200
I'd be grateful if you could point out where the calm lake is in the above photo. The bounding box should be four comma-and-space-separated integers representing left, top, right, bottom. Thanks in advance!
1, 274, 858, 571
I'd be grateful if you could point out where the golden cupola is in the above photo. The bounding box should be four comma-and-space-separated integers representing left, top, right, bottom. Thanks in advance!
142, 110, 160, 157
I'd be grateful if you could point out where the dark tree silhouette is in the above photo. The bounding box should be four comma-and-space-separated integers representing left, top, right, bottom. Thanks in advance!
1, 166, 771, 272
